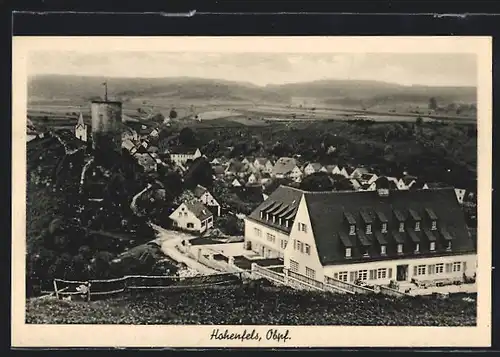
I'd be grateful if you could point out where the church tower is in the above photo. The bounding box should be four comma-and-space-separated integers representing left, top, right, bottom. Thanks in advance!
75, 111, 88, 142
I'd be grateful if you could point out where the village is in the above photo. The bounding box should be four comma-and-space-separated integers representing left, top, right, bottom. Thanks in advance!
24, 86, 479, 301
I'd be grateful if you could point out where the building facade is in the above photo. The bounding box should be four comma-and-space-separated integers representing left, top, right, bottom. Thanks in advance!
169, 201, 214, 233
245, 185, 477, 288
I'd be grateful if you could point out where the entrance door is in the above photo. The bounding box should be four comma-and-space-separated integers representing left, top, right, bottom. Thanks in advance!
396, 265, 408, 281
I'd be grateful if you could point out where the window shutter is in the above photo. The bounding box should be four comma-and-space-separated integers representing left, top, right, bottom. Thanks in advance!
349, 272, 355, 282
463, 261, 467, 272
334, 272, 338, 279
445, 263, 452, 273
388, 268, 393, 279
293, 239, 296, 250
369, 270, 375, 280
413, 265, 418, 276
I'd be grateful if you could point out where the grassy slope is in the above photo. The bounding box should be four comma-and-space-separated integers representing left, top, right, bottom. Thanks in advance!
26, 286, 476, 326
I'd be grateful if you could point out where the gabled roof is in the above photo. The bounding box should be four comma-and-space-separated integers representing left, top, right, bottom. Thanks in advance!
305, 162, 322, 171
184, 201, 213, 221
272, 157, 298, 176
247, 185, 303, 233
192, 184, 209, 198
302, 188, 473, 266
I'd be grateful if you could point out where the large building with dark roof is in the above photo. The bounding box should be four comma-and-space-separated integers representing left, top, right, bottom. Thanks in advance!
244, 185, 477, 287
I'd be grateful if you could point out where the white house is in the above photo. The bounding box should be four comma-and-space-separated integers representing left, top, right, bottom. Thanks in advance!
245, 185, 477, 290
192, 185, 221, 216
169, 201, 214, 233
232, 178, 243, 187
283, 187, 476, 288
210, 158, 221, 165
454, 188, 466, 204
243, 185, 303, 258
169, 147, 202, 166
253, 158, 274, 174
272, 157, 302, 180
74, 112, 88, 142
350, 167, 370, 179
247, 173, 259, 185
303, 163, 323, 176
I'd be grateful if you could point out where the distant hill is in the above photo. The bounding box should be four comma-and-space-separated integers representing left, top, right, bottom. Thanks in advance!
267, 79, 477, 107
28, 75, 476, 108
28, 75, 286, 104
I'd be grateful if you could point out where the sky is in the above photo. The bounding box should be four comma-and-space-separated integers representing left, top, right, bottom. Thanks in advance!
28, 52, 477, 87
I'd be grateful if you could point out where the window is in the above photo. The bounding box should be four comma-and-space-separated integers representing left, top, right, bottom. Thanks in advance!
254, 228, 262, 237
184, 212, 188, 217
416, 265, 426, 276
366, 224, 372, 234
345, 247, 352, 258
298, 223, 308, 233
435, 263, 444, 274
358, 270, 368, 281
201, 221, 206, 227
446, 241, 452, 251
178, 212, 182, 217
399, 222, 405, 232
380, 245, 387, 255
349, 225, 356, 235
381, 223, 388, 233
397, 244, 403, 254
267, 233, 276, 243
415, 221, 421, 231
290, 260, 299, 272
430, 242, 436, 251
452, 262, 462, 272
338, 271, 348, 282
369, 269, 377, 280
414, 243, 420, 253
377, 268, 387, 279
304, 244, 311, 255
187, 223, 194, 229
297, 241, 304, 252
305, 267, 316, 279
281, 240, 288, 249
431, 221, 437, 231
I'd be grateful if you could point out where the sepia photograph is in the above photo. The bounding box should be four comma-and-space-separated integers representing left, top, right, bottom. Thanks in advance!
12, 36, 491, 348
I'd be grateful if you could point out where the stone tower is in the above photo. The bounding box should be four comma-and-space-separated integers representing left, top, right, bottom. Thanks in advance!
90, 100, 122, 153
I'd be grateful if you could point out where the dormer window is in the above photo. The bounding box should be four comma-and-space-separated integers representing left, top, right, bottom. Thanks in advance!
414, 243, 420, 253
349, 225, 356, 235
366, 224, 372, 235
399, 222, 405, 233
397, 244, 403, 254
430, 242, 436, 252
431, 221, 437, 231
381, 223, 387, 233
380, 245, 387, 255
415, 221, 421, 232
345, 247, 352, 258
446, 241, 452, 251
272, 215, 276, 223
286, 220, 289, 228
362, 248, 369, 257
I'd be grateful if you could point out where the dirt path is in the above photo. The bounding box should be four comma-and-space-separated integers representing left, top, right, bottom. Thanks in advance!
151, 224, 217, 275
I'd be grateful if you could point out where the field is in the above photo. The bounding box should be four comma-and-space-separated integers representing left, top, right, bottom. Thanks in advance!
26, 285, 476, 326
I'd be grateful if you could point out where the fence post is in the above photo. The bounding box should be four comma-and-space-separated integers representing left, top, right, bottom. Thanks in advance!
87, 282, 92, 302
53, 280, 59, 299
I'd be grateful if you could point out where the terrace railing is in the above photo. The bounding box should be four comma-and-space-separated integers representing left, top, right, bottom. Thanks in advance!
286, 270, 324, 291
379, 285, 411, 298
252, 263, 287, 285
324, 276, 376, 294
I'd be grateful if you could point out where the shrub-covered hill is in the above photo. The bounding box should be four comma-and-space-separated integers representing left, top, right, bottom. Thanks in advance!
26, 285, 476, 326
26, 133, 157, 296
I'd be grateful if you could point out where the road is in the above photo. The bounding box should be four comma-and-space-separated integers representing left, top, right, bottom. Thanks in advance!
151, 224, 217, 275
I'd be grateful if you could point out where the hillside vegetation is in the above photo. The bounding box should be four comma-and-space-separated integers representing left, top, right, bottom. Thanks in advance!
26, 286, 476, 326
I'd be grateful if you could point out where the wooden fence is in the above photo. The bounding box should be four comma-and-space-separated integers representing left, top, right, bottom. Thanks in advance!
53, 271, 245, 301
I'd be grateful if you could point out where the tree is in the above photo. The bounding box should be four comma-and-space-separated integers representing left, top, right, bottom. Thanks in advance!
416, 116, 423, 126
169, 108, 178, 119
179, 127, 197, 147
300, 172, 334, 192
428, 97, 438, 110
151, 113, 165, 123
184, 157, 214, 189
